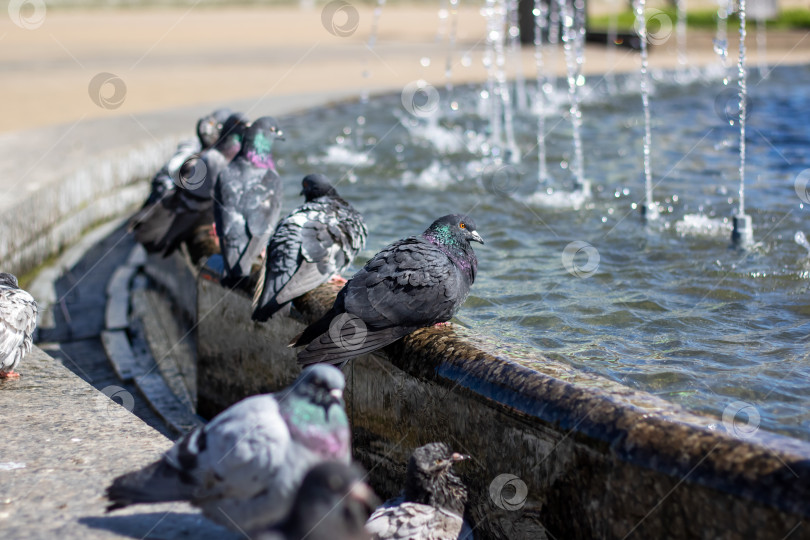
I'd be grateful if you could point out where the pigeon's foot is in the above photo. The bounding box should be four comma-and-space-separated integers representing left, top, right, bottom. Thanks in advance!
209, 222, 218, 238
328, 275, 348, 285
433, 322, 451, 327
0, 370, 20, 379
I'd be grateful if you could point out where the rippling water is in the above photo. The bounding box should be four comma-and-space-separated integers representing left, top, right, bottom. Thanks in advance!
272, 64, 810, 442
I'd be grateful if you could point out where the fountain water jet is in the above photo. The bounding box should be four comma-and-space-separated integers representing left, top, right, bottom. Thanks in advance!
558, 0, 590, 196
634, 0, 659, 220
731, 0, 753, 246
533, 0, 550, 184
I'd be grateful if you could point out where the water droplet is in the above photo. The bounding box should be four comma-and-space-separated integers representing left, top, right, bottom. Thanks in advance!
601, 216, 608, 223
356, 116, 366, 126
420, 57, 431, 67
342, 127, 352, 135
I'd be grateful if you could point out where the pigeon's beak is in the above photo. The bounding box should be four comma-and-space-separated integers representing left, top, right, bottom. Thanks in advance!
299, 188, 306, 196
330, 388, 344, 402
348, 480, 380, 511
450, 452, 470, 462
275, 129, 285, 141
470, 230, 484, 245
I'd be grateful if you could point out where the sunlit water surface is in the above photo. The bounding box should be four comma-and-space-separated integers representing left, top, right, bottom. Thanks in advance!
270, 64, 810, 441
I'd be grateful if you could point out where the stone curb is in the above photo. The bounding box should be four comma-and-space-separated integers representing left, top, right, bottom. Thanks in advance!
101, 245, 204, 434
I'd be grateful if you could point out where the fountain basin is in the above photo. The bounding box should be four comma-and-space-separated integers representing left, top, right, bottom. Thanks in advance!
142, 247, 810, 539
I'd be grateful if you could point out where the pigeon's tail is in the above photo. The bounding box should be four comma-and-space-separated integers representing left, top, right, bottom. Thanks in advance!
296, 325, 409, 367
251, 265, 267, 311
105, 459, 195, 512
290, 309, 339, 348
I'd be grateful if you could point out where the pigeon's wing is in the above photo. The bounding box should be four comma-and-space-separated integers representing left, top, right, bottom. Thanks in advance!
296, 238, 465, 365
106, 394, 290, 509
239, 169, 282, 277
365, 503, 463, 540
253, 210, 308, 320
254, 199, 362, 321
214, 162, 251, 278
0, 287, 37, 372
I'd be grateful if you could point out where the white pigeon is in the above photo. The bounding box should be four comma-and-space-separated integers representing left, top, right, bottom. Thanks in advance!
106, 364, 351, 532
0, 272, 37, 379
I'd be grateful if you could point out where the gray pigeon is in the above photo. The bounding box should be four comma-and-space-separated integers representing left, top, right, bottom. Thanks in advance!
0, 273, 37, 379
292, 214, 483, 368
257, 462, 378, 540
215, 116, 285, 287
133, 112, 249, 257
365, 443, 470, 540
129, 108, 232, 249
106, 364, 351, 532
252, 174, 367, 321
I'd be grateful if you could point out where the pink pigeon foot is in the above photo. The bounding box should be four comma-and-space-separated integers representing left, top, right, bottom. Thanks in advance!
0, 371, 20, 379
434, 322, 451, 327
209, 222, 218, 238
328, 275, 348, 285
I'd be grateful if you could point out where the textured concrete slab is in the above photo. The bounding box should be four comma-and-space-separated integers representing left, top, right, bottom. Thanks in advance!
0, 347, 236, 539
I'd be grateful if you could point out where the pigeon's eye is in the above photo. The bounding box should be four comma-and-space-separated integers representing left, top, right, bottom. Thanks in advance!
459, 223, 466, 229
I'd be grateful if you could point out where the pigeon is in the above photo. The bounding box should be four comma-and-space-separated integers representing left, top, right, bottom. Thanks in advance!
365, 443, 470, 540
214, 116, 285, 287
0, 273, 37, 379
257, 462, 379, 540
196, 107, 233, 150
292, 214, 483, 368
106, 364, 351, 532
129, 108, 232, 249
252, 174, 367, 321
132, 113, 249, 257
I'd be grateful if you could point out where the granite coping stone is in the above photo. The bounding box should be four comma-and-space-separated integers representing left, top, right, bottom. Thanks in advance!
0, 346, 237, 539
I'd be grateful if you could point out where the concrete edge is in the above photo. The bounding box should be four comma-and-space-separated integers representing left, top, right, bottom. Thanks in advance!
196, 253, 810, 520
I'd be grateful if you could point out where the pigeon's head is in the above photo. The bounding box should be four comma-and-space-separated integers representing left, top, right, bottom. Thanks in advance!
196, 107, 232, 149
424, 214, 484, 248
300, 174, 338, 201
285, 462, 378, 535
404, 442, 469, 514
294, 364, 346, 417
242, 116, 284, 155
0, 273, 19, 289
216, 113, 250, 159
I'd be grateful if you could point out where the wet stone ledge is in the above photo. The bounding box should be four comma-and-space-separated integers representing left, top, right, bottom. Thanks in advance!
146, 251, 810, 540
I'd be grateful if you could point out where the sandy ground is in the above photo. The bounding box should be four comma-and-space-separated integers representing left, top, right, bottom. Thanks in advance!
0, 4, 808, 132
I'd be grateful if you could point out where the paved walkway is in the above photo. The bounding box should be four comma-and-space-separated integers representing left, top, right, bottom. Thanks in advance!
1, 5, 808, 133
0, 347, 237, 539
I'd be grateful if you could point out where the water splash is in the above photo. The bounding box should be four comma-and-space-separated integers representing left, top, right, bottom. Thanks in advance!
444, 0, 460, 105
713, 0, 731, 83
507, 0, 528, 111
675, 0, 688, 80
357, 0, 387, 147
483, 0, 520, 164
533, 0, 549, 184
634, 0, 657, 219
795, 231, 810, 256
605, 0, 619, 94
558, 0, 589, 195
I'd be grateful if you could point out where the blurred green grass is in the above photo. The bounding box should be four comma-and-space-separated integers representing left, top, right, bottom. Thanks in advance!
589, 7, 810, 31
